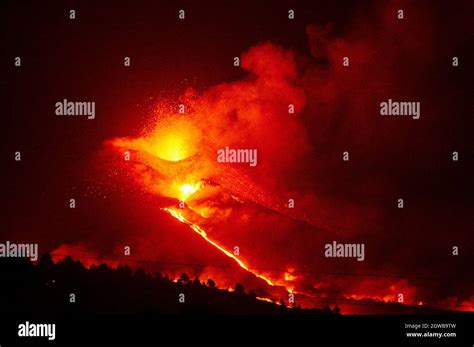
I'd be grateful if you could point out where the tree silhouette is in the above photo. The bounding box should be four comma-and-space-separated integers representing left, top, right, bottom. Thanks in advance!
192, 277, 201, 286
0, 253, 329, 317
134, 268, 148, 280
38, 253, 54, 271
234, 283, 245, 295
117, 264, 132, 278
323, 302, 332, 314
178, 272, 190, 285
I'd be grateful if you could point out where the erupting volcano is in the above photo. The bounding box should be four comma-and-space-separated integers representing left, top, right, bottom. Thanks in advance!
3, 2, 473, 345
83, 34, 471, 313
39, 1, 472, 314
109, 101, 295, 296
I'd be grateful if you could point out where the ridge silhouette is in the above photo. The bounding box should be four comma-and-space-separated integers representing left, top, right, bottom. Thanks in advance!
0, 254, 338, 316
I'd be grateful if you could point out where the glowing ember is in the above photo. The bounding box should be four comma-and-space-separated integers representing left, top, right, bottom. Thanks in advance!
162, 207, 274, 286
179, 183, 201, 201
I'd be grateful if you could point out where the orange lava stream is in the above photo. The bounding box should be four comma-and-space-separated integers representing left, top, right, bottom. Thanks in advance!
256, 296, 282, 305
162, 207, 275, 286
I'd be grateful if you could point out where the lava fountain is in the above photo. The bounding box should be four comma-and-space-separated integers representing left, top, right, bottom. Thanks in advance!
110, 114, 286, 291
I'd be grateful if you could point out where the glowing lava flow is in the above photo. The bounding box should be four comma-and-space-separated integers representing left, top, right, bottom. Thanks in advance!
162, 207, 274, 286
257, 296, 279, 304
